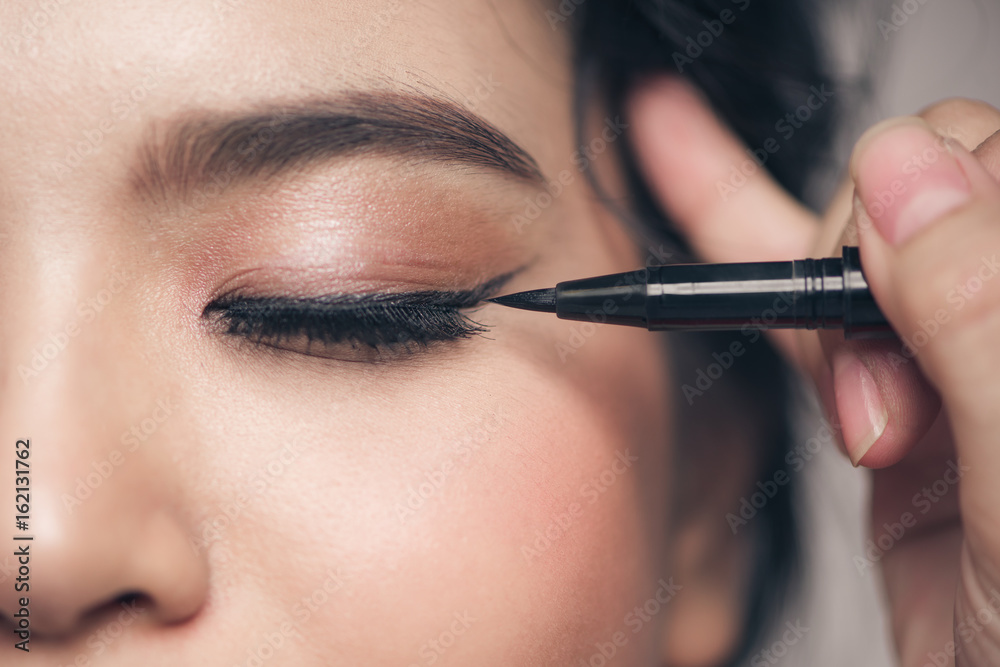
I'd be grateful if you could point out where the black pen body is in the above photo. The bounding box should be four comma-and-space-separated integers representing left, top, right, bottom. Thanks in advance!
553, 247, 892, 339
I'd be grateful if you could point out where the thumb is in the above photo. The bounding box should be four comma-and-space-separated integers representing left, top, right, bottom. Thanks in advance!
626, 76, 818, 264
852, 118, 1000, 482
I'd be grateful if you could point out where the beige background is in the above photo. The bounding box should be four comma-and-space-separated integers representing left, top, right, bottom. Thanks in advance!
875, 0, 1000, 115
772, 1, 999, 665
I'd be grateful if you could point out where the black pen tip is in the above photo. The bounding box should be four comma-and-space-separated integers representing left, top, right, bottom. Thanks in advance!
487, 288, 556, 313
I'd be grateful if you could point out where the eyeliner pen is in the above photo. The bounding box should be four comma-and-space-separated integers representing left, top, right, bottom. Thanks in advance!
488, 246, 893, 339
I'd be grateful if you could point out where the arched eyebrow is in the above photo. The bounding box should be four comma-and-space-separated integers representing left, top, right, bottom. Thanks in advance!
130, 89, 545, 202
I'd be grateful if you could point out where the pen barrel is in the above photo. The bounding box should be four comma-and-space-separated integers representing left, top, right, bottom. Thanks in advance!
837, 246, 892, 338
644, 246, 892, 339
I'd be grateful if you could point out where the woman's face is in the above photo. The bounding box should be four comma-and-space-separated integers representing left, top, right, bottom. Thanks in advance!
0, 1, 675, 664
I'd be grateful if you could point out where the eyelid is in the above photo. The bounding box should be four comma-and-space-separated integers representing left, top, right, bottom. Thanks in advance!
207, 294, 488, 341
201, 270, 523, 363
204, 265, 528, 305
202, 269, 517, 323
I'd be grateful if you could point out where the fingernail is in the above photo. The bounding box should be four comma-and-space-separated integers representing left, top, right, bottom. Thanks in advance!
833, 351, 887, 467
852, 119, 971, 246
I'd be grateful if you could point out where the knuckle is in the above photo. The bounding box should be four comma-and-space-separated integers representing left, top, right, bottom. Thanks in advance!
892, 210, 1000, 378
929, 307, 1000, 417
941, 257, 1000, 343
918, 97, 1000, 149
892, 244, 956, 328
919, 97, 996, 119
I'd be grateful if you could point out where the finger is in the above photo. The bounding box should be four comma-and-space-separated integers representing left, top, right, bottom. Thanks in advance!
974, 128, 1000, 179
626, 76, 819, 264
850, 117, 1000, 481
854, 119, 1000, 660
920, 97, 1000, 182
972, 128, 1000, 181
919, 97, 1000, 152
817, 102, 1000, 465
826, 337, 941, 467
826, 99, 1000, 254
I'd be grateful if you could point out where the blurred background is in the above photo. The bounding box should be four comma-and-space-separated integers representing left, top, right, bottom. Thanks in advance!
821, 0, 1000, 196
783, 2, 999, 665
873, 0, 999, 112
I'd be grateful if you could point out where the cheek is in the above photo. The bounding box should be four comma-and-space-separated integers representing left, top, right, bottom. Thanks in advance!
321, 373, 668, 663
175, 306, 672, 664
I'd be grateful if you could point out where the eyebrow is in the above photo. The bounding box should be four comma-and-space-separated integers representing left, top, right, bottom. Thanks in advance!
130, 90, 545, 203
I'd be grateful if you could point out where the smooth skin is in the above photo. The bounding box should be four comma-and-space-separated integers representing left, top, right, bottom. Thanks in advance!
631, 78, 1000, 666
0, 2, 768, 666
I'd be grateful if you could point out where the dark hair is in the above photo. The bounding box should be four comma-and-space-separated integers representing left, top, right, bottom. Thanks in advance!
571, 1, 837, 664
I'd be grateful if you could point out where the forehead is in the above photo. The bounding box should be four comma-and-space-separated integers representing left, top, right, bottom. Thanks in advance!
0, 0, 570, 190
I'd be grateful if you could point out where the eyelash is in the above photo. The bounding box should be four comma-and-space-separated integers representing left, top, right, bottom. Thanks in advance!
203, 294, 488, 362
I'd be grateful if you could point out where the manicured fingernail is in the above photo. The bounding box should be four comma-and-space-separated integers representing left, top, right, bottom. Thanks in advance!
852, 119, 971, 245
833, 351, 887, 466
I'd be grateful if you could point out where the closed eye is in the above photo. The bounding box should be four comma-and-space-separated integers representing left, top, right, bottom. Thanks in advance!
202, 272, 517, 363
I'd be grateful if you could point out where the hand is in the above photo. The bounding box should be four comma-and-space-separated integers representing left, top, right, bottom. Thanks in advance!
628, 78, 1000, 666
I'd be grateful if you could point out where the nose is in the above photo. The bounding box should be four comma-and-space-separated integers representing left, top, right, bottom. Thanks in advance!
14, 499, 208, 636
0, 272, 209, 639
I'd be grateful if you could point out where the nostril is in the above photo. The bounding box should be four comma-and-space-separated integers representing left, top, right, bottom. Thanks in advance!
115, 591, 142, 606
13, 511, 209, 640
19, 590, 154, 641
107, 591, 150, 620
74, 591, 150, 633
